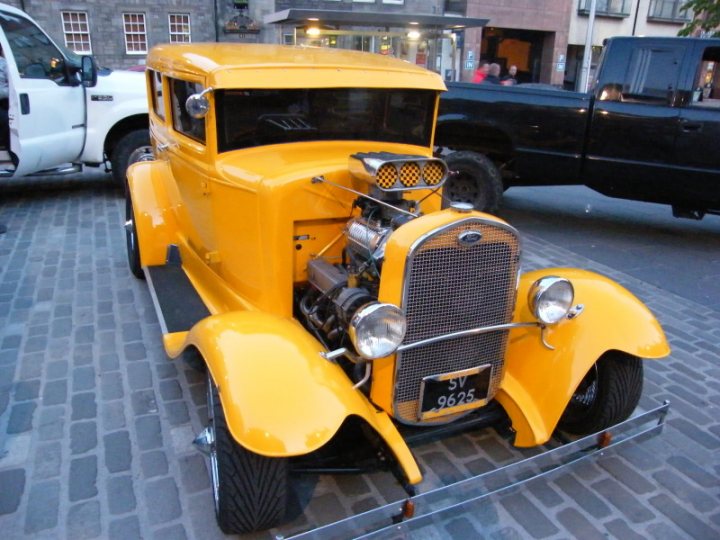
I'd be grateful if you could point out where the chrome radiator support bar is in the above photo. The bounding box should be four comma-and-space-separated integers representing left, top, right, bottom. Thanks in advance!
281, 401, 670, 540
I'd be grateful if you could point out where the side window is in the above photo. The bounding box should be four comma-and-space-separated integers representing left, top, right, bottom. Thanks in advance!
148, 69, 164, 120
170, 78, 205, 143
621, 47, 682, 104
690, 47, 720, 108
0, 11, 70, 83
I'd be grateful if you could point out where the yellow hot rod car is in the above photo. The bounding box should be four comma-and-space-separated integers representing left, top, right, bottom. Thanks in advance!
125, 44, 670, 534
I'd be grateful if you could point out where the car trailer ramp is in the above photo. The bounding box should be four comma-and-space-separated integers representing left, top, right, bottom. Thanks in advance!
281, 402, 670, 540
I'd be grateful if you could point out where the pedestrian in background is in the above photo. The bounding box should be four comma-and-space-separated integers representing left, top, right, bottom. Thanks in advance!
502, 65, 518, 85
472, 60, 489, 83
482, 63, 502, 85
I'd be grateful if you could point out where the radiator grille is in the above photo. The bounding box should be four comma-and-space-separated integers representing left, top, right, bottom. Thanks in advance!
393, 219, 520, 425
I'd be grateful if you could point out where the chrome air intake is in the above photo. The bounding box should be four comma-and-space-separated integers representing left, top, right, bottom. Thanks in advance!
349, 152, 448, 192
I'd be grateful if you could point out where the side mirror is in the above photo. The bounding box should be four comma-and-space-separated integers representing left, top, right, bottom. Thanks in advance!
185, 87, 213, 119
81, 55, 98, 88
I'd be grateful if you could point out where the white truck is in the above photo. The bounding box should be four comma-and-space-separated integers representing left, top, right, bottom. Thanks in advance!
0, 3, 149, 185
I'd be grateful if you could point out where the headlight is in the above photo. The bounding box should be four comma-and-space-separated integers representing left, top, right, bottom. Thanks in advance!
528, 277, 574, 324
349, 303, 407, 360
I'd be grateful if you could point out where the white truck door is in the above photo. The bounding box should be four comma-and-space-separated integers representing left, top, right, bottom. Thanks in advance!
0, 9, 85, 176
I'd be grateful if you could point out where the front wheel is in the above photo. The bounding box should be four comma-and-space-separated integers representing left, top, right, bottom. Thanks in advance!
111, 129, 152, 187
206, 373, 288, 534
442, 151, 504, 214
559, 351, 644, 435
124, 196, 144, 280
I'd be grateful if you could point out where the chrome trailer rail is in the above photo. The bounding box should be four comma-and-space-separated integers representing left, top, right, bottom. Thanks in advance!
282, 401, 670, 540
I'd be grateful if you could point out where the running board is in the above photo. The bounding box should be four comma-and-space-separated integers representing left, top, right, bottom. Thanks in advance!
283, 401, 670, 540
143, 246, 210, 334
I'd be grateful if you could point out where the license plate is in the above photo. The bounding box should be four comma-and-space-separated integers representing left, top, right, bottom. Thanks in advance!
418, 365, 492, 420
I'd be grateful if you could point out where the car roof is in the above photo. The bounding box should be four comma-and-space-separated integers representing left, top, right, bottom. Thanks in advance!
147, 43, 446, 91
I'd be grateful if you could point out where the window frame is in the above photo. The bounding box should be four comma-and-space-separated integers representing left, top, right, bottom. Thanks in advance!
148, 69, 165, 120
647, 0, 692, 23
122, 12, 148, 55
169, 77, 206, 145
61, 10, 92, 54
168, 13, 191, 44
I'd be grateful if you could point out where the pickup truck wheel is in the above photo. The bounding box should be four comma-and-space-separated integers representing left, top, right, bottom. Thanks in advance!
443, 151, 503, 213
206, 373, 288, 534
124, 196, 144, 280
111, 130, 152, 187
559, 351, 643, 435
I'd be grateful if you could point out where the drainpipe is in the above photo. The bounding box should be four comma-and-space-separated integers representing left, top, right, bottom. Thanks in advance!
578, 0, 597, 92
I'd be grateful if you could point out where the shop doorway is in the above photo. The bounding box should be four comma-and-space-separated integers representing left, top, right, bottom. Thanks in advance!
481, 28, 547, 84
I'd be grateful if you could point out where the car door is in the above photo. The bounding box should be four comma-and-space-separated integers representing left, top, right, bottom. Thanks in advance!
0, 8, 85, 176
583, 40, 688, 203
672, 42, 720, 211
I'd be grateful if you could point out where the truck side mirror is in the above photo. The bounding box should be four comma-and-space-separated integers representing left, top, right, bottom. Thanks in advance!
81, 55, 98, 88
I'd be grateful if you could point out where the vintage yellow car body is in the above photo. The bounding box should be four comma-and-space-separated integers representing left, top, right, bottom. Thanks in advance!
127, 44, 669, 500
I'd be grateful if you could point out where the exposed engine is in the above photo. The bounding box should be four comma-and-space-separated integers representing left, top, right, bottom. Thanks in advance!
298, 152, 448, 373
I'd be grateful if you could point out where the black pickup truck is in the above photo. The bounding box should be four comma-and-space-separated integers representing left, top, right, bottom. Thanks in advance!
437, 36, 720, 219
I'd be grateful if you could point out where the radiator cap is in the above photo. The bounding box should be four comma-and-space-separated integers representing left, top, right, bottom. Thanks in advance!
449, 202, 474, 213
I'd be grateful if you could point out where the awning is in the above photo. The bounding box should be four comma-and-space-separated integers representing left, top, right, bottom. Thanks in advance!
264, 9, 488, 30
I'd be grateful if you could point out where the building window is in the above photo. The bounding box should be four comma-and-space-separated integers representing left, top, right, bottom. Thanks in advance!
647, 0, 691, 22
169, 13, 191, 43
578, 0, 631, 18
61, 11, 92, 53
123, 13, 148, 55
382, 0, 405, 4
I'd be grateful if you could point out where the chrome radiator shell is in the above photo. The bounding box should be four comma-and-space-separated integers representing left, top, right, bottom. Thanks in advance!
392, 218, 521, 425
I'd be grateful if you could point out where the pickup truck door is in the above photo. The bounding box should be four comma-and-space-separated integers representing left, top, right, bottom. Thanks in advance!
672, 43, 720, 211
584, 42, 687, 203
0, 10, 85, 176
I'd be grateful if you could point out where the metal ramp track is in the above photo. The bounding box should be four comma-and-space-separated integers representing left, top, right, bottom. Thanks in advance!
283, 401, 670, 540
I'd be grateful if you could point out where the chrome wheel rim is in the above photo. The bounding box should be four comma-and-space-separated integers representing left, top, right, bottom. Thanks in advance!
128, 145, 154, 165
206, 373, 220, 515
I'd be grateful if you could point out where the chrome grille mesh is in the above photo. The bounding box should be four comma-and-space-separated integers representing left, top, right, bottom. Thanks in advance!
393, 219, 520, 424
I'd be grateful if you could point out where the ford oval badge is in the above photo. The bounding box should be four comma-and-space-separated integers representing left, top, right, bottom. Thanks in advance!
458, 230, 483, 247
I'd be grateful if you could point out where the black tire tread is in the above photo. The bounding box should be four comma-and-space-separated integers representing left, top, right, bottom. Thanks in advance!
443, 151, 504, 213
211, 383, 288, 533
559, 351, 644, 435
125, 196, 144, 280
111, 129, 151, 187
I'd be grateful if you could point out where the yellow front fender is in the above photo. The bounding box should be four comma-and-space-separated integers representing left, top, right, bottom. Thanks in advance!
165, 311, 422, 484
498, 268, 670, 447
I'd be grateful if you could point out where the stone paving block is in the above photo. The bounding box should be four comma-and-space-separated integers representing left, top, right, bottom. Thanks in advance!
649, 493, 718, 539
598, 456, 655, 494
136, 415, 163, 451
104, 430, 132, 473
131, 389, 158, 415
101, 401, 126, 431
70, 421, 98, 455
592, 478, 655, 524
98, 353, 119, 373
100, 372, 124, 401
651, 469, 717, 513
66, 500, 101, 540
69, 455, 98, 501
553, 474, 611, 519
526, 479, 563, 509
141, 450, 169, 479
158, 380, 182, 401
107, 475, 136, 515
73, 366, 96, 392
13, 380, 39, 401
556, 507, 606, 540
178, 454, 210, 494
164, 400, 190, 426
7, 401, 36, 433
145, 477, 182, 525
33, 441, 62, 480
71, 392, 97, 421
24, 480, 59, 533
445, 516, 482, 538
127, 361, 153, 391
42, 379, 67, 406
668, 417, 720, 450
153, 523, 189, 540
499, 492, 559, 539
109, 515, 141, 540
0, 469, 25, 515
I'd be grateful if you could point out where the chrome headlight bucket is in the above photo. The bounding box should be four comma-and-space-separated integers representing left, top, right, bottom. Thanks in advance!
528, 277, 574, 324
349, 303, 407, 360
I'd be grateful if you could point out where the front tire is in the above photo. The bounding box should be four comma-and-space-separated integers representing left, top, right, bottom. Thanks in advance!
111, 129, 152, 187
124, 196, 144, 280
442, 151, 504, 214
207, 373, 288, 534
559, 351, 644, 435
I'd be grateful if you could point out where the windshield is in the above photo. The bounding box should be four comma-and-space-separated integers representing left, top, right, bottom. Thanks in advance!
215, 88, 436, 152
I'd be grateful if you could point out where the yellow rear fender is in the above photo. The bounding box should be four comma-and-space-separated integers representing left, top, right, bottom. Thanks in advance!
498, 268, 670, 447
165, 311, 422, 484
126, 160, 178, 266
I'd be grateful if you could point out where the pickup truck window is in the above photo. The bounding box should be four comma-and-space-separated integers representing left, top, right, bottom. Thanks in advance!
170, 77, 205, 143
622, 47, 681, 104
214, 88, 435, 152
0, 11, 69, 83
691, 46, 720, 108
149, 69, 165, 120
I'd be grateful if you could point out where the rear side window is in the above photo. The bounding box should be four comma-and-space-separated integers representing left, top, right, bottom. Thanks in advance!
621, 47, 682, 104
169, 77, 205, 143
148, 69, 164, 120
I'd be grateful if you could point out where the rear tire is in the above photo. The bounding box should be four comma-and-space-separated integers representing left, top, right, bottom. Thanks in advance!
442, 151, 503, 214
559, 351, 643, 435
111, 129, 152, 187
207, 373, 288, 534
125, 196, 144, 280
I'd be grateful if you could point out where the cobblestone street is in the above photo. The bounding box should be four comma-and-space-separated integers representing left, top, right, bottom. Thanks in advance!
0, 173, 718, 539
